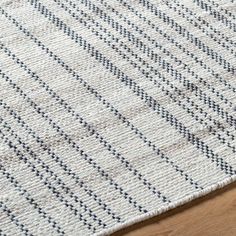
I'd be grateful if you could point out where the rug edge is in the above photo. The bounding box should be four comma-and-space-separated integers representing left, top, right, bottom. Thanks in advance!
96, 175, 236, 236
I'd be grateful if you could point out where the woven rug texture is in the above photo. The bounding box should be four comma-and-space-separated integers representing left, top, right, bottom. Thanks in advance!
0, 0, 236, 235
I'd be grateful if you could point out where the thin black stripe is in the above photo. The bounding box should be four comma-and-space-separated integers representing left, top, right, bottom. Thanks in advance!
0, 164, 65, 235
137, 0, 235, 74
96, 0, 236, 92
164, 0, 236, 56
61, 0, 235, 149
69, 0, 234, 112
0, 128, 98, 233
26, 0, 236, 176
0, 45, 177, 200
0, 117, 107, 229
172, 0, 236, 48
80, 0, 236, 124
0, 201, 33, 236
114, 0, 236, 94
0, 70, 150, 213
110, 0, 236, 127
205, 0, 236, 20
194, 0, 236, 32
1, 4, 231, 187
0, 101, 122, 223
0, 15, 205, 192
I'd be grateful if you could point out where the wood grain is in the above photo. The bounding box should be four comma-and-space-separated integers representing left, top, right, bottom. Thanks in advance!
111, 182, 236, 236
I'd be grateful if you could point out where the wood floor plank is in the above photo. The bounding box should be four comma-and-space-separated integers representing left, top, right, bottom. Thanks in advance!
112, 182, 236, 236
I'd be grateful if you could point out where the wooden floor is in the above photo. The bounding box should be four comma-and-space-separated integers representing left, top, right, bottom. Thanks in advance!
111, 182, 236, 236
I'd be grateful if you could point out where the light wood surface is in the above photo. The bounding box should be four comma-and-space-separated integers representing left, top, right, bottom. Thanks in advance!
111, 182, 236, 236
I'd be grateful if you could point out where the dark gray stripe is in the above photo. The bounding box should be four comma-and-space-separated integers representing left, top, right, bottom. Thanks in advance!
0, 100, 122, 223
62, 0, 235, 150
137, 0, 235, 74
0, 69, 150, 213
0, 117, 107, 230
206, 0, 236, 20
0, 44, 176, 200
0, 201, 33, 236
27, 0, 236, 176
164, 0, 236, 56
0, 128, 98, 233
0, 10, 205, 192
194, 0, 236, 32
114, 0, 236, 95
0, 164, 65, 235
172, 0, 236, 47
2, 1, 234, 186
70, 0, 235, 114
84, 0, 236, 125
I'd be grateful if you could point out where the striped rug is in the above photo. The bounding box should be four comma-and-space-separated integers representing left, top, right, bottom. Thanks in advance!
0, 0, 235, 235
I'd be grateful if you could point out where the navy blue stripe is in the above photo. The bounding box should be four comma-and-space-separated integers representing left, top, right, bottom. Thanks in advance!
164, 0, 236, 56
0, 201, 33, 236
0, 117, 107, 229
137, 0, 235, 74
70, 0, 234, 110
2, 2, 234, 187
0, 127, 97, 233
114, 0, 236, 94
0, 164, 65, 235
26, 0, 236, 176
0, 101, 121, 223
172, 0, 236, 48
0, 45, 177, 200
206, 0, 236, 20
194, 0, 236, 32
0, 70, 150, 213
79, 0, 236, 124
62, 0, 235, 150
0, 10, 205, 192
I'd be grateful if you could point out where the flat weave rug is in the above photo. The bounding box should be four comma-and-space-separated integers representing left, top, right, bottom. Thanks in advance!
0, 0, 236, 235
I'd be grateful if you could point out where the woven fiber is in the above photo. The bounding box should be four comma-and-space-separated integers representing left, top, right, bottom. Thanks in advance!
0, 0, 236, 235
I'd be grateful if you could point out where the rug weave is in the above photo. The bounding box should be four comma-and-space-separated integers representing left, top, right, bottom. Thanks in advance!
0, 0, 235, 235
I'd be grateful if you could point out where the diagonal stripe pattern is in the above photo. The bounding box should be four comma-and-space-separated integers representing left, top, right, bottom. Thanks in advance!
0, 0, 235, 235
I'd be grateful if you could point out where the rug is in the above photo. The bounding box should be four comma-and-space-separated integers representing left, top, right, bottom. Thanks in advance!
0, 0, 235, 235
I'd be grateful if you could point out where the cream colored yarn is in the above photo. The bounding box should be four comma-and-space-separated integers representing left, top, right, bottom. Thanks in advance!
0, 0, 235, 235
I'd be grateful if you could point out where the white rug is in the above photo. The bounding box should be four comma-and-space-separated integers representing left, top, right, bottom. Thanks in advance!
0, 0, 236, 235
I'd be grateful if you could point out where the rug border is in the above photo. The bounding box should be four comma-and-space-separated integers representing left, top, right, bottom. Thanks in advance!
96, 176, 236, 236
